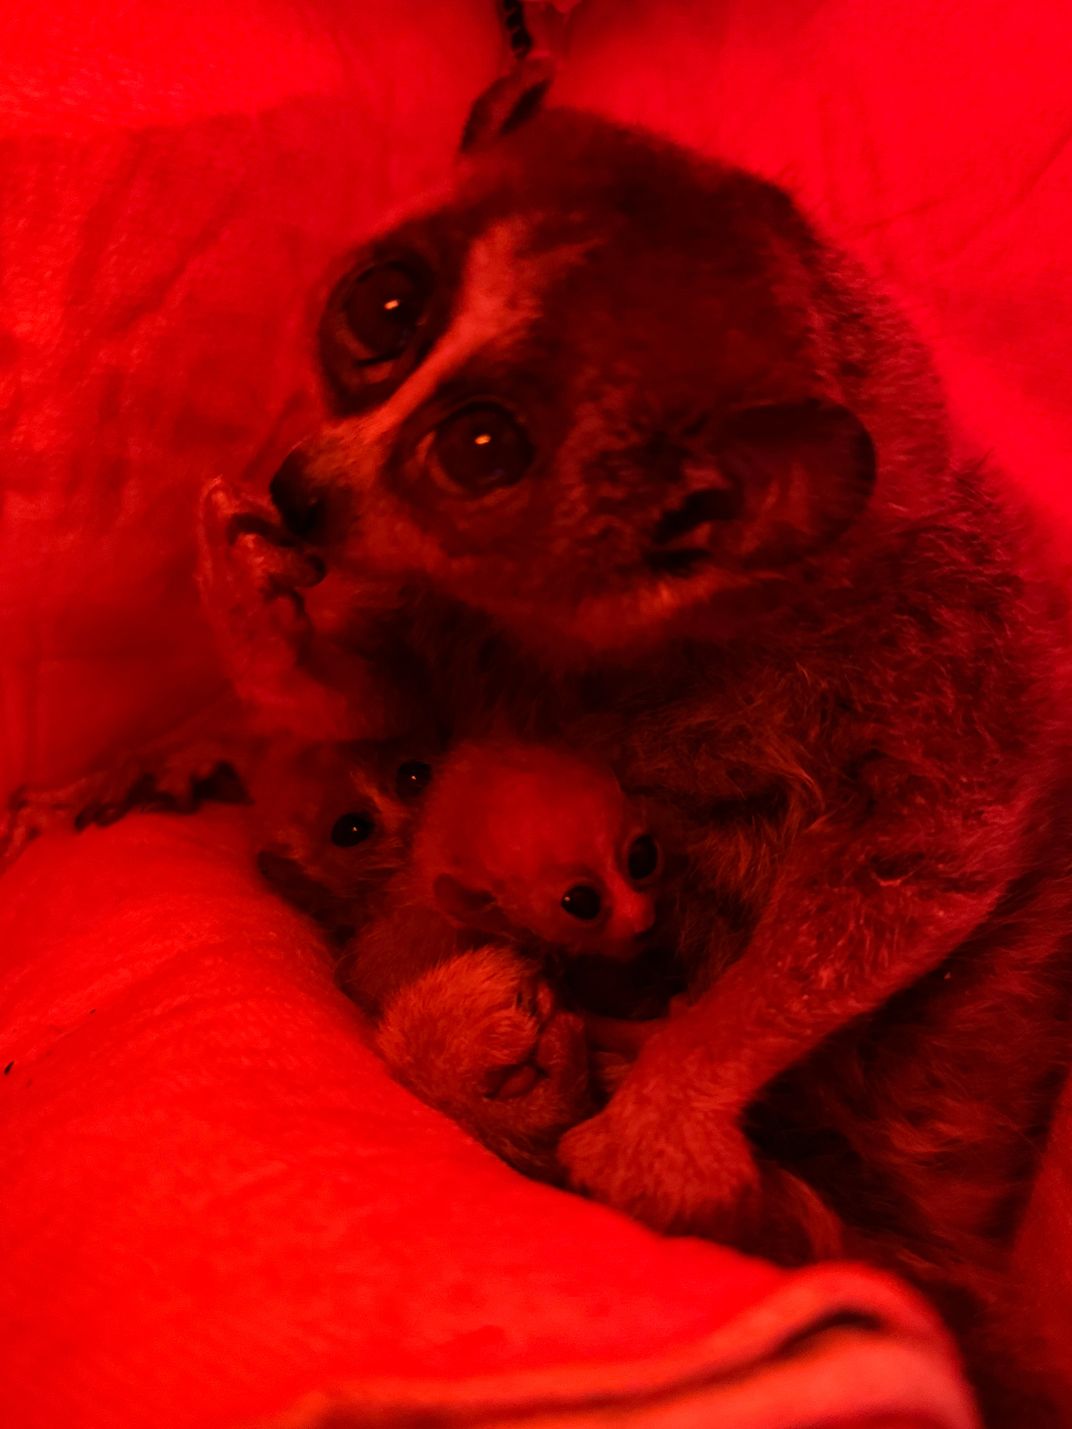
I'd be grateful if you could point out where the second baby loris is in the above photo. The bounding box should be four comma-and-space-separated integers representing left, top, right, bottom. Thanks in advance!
248, 729, 681, 1178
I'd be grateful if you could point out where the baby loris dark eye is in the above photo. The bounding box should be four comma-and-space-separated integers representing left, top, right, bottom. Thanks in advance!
330, 811, 376, 848
395, 760, 433, 800
561, 884, 603, 921
428, 402, 534, 494
341, 261, 428, 363
626, 834, 661, 884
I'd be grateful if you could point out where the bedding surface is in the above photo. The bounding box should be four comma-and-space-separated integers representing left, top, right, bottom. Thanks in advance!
2, 1, 1069, 1423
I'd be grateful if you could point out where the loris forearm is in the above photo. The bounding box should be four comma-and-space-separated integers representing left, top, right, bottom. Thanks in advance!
632, 702, 1044, 1096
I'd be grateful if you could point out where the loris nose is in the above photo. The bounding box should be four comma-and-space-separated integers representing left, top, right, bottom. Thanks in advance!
269, 446, 326, 540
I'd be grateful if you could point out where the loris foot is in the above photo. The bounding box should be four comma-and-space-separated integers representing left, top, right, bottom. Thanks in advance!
375, 946, 595, 1179
0, 699, 247, 871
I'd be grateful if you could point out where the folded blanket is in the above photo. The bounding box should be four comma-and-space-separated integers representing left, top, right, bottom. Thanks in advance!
0, 810, 978, 1429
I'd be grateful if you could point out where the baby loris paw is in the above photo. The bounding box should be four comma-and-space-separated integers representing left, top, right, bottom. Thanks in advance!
374, 946, 595, 1179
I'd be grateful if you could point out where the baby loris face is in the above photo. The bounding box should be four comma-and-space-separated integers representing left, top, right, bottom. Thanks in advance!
248, 734, 435, 935
413, 740, 670, 962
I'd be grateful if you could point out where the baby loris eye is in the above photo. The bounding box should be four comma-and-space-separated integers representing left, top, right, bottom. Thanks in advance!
395, 760, 433, 800
626, 834, 661, 884
561, 884, 603, 921
330, 812, 376, 848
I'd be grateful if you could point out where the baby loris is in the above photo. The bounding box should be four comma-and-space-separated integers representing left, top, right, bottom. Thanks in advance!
255, 734, 679, 1178
247, 732, 436, 943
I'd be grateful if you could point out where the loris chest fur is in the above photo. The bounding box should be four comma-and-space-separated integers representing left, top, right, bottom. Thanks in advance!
261, 66, 1072, 1422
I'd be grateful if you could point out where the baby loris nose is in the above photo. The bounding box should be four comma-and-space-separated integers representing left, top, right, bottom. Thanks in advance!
269, 446, 325, 540
611, 889, 659, 946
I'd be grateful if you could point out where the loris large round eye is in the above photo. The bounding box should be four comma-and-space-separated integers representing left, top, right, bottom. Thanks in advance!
626, 834, 661, 884
561, 884, 603, 921
331, 811, 376, 848
395, 760, 433, 800
428, 403, 534, 493
341, 262, 428, 363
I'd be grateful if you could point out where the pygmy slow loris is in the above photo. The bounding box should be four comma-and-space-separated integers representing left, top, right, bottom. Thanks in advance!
246, 732, 436, 943
255, 62, 1072, 1419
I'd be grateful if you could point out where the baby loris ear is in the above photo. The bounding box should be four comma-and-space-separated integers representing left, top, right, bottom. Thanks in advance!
718, 398, 876, 570
459, 56, 556, 154
432, 874, 514, 938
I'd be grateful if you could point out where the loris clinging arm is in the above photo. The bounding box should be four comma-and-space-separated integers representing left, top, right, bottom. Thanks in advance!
266, 61, 1072, 1356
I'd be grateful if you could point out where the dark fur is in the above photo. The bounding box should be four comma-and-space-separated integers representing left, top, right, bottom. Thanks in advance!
253, 86, 1072, 1420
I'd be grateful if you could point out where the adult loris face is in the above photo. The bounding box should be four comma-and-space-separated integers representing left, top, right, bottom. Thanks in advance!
269, 64, 898, 661
250, 735, 435, 935
413, 740, 669, 962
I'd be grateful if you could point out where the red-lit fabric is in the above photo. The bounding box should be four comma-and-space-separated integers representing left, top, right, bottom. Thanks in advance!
0, 811, 977, 1429
0, 0, 502, 798
1, 1, 1069, 1425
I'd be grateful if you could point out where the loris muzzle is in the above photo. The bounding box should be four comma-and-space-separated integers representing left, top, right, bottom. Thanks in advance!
267, 68, 947, 659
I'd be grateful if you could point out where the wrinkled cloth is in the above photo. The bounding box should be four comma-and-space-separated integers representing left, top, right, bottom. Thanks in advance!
2, 1, 1070, 1424
0, 810, 978, 1429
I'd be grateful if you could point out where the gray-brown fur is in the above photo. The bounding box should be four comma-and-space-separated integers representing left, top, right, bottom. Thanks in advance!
235, 72, 1071, 1420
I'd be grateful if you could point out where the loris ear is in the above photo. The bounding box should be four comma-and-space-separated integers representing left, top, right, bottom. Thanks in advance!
432, 874, 513, 937
716, 398, 876, 570
459, 58, 555, 154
